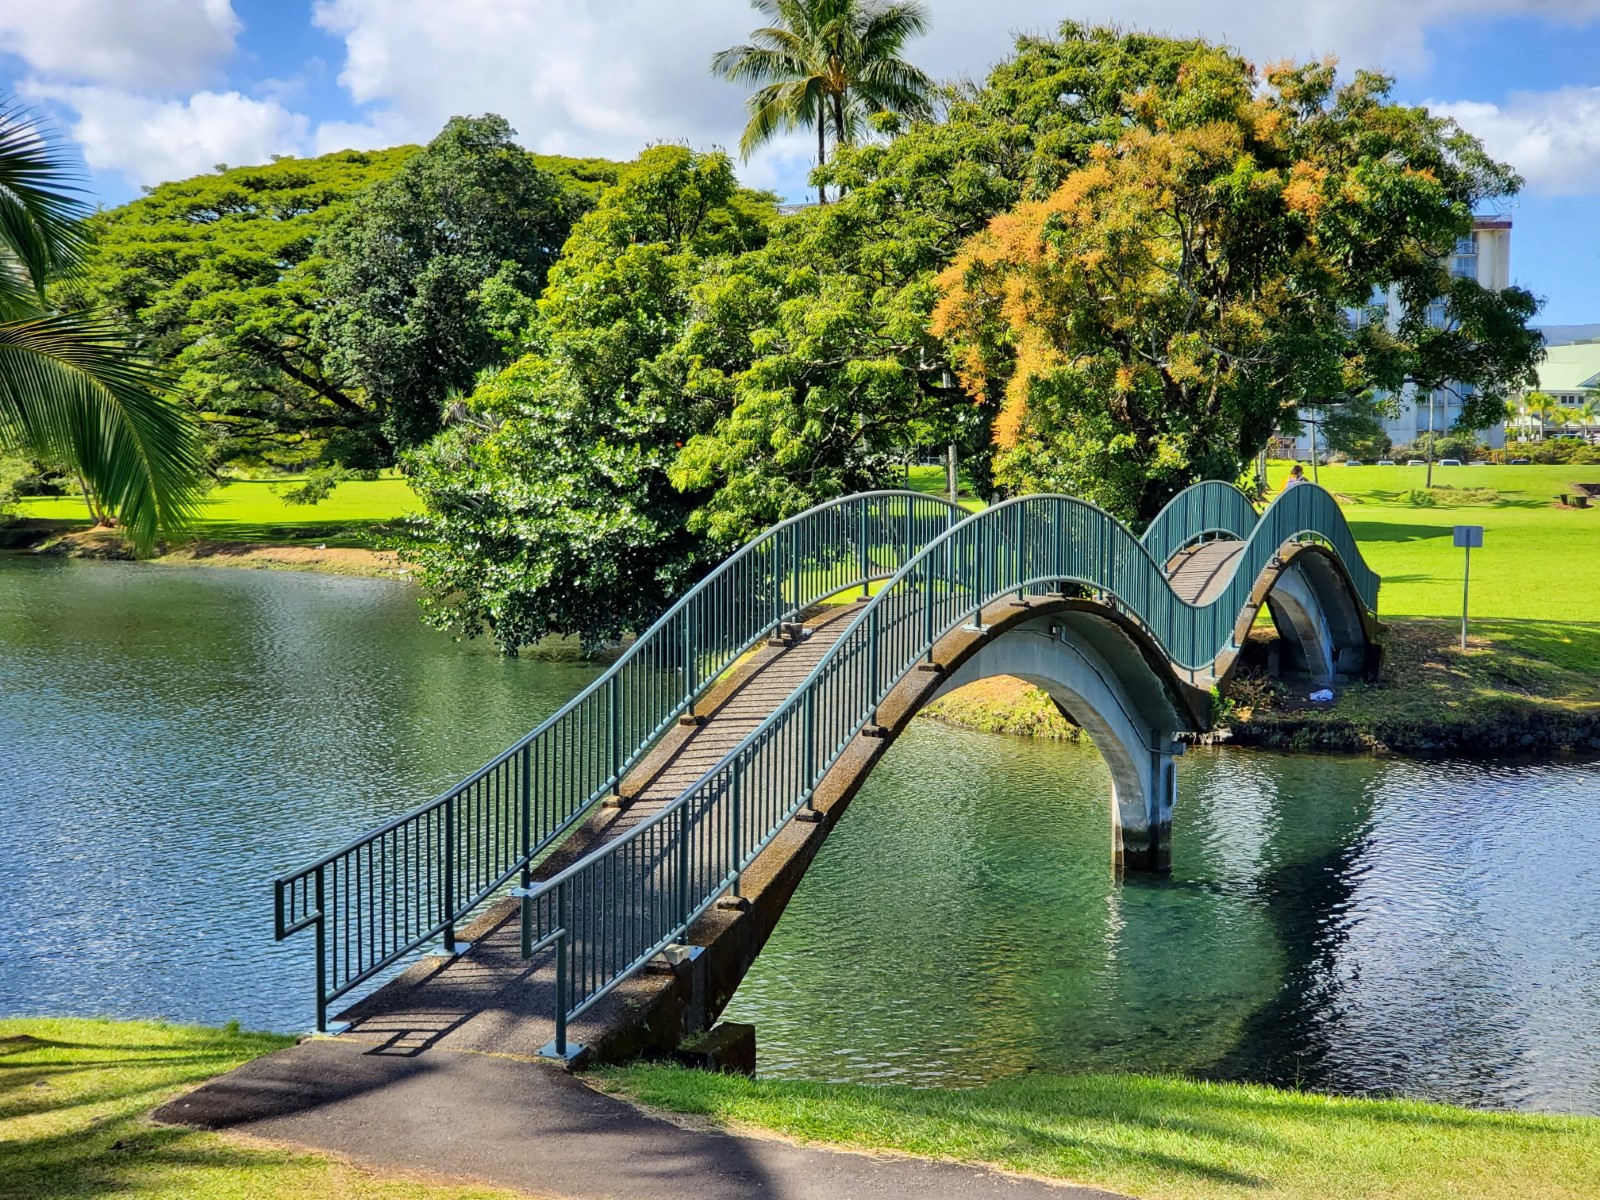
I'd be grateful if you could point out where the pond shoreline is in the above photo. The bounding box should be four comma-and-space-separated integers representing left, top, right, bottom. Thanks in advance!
6, 533, 1595, 758
1, 520, 407, 578
923, 620, 1600, 757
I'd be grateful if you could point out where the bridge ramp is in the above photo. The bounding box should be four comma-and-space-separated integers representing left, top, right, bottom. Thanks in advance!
329, 607, 857, 1058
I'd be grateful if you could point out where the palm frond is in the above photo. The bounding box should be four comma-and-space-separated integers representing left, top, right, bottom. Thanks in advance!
0, 310, 206, 552
0, 103, 91, 310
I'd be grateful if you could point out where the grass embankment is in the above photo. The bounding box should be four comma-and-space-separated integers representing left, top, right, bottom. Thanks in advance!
0, 1017, 516, 1200
6, 478, 419, 575
1233, 462, 1600, 751
604, 1065, 1600, 1200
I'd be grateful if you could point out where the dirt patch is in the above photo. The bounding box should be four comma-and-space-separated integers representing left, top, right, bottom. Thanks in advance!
3, 521, 409, 579
156, 540, 408, 578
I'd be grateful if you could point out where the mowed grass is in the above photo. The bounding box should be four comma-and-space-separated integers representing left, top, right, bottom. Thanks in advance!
12, 477, 419, 547
604, 1065, 1600, 1200
1268, 461, 1599, 623
0, 1017, 518, 1200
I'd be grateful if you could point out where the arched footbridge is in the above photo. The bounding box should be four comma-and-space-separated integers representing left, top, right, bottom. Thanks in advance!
275, 483, 1379, 1060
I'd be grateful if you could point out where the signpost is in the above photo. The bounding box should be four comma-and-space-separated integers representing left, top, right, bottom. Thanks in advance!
1454, 525, 1484, 650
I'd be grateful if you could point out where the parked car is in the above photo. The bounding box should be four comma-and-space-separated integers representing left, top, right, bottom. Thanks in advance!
1406, 459, 1425, 466
1377, 459, 1396, 466
1510, 457, 1531, 464
1439, 458, 1463, 467
1343, 460, 1363, 466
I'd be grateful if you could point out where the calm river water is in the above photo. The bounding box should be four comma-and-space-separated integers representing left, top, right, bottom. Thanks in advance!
2, 558, 1597, 1113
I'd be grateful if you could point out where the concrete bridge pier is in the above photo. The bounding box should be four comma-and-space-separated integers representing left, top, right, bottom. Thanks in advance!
930, 610, 1196, 877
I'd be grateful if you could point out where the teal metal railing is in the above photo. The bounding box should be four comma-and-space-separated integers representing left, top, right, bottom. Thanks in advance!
521, 482, 1378, 1055
1140, 479, 1263, 564
274, 490, 962, 1030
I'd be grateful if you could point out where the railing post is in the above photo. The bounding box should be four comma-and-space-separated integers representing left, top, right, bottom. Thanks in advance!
868, 604, 881, 716
314, 865, 328, 1033
608, 674, 621, 783
678, 805, 692, 929
803, 687, 817, 797
682, 613, 696, 695
520, 743, 532, 958
442, 793, 457, 954
554, 880, 570, 1056
859, 500, 870, 598
731, 763, 743, 897
923, 559, 935, 662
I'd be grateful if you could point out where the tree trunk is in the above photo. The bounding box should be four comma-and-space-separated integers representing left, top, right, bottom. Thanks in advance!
1425, 391, 1436, 489
946, 442, 958, 504
816, 121, 827, 205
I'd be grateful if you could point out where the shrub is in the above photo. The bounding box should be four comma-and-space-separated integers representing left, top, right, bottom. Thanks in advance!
1403, 488, 1437, 506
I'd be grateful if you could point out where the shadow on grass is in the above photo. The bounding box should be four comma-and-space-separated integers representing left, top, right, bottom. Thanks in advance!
0, 1026, 297, 1200
612, 1065, 1588, 1197
1346, 520, 1454, 542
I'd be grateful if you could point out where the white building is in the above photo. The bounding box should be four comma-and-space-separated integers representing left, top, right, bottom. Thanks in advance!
1292, 216, 1514, 457
1507, 340, 1600, 441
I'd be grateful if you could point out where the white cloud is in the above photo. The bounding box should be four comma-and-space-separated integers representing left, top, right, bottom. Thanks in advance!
0, 0, 240, 91
12, 0, 1600, 198
300, 0, 1600, 201
22, 84, 309, 185
1435, 88, 1600, 195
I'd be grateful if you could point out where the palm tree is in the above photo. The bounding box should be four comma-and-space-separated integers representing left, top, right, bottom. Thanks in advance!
0, 104, 202, 552
712, 0, 933, 204
1523, 390, 1556, 440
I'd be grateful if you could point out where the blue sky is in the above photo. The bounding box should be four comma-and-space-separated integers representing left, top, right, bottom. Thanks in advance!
4, 1, 1600, 323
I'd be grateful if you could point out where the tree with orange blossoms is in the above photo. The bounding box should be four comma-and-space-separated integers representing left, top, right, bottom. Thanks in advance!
932, 55, 1541, 523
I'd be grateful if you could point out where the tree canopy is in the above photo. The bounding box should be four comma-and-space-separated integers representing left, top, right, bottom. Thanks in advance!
318, 115, 592, 452
713, 0, 933, 203
405, 146, 776, 650
63, 146, 415, 474
932, 53, 1542, 521
67, 132, 623, 473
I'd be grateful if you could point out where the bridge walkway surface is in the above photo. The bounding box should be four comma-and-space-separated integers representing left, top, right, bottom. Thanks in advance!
323, 605, 860, 1061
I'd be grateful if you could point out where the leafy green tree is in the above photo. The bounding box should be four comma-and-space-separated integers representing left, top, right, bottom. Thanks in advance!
712, 0, 933, 203
319, 115, 589, 450
678, 24, 1226, 539
933, 53, 1542, 522
0, 105, 203, 550
406, 147, 775, 650
62, 147, 415, 473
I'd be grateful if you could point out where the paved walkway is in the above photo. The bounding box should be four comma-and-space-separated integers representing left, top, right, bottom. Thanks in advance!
154, 1038, 1124, 1200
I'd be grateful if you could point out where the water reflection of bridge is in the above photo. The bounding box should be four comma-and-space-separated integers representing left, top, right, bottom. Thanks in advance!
273, 483, 1379, 1063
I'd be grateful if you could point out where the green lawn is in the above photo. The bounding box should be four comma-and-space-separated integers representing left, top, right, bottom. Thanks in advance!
12, 477, 419, 547
604, 1065, 1600, 1200
0, 1017, 517, 1199
1267, 462, 1600, 625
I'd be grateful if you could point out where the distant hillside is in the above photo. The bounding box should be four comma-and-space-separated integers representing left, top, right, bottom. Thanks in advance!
1538, 324, 1600, 346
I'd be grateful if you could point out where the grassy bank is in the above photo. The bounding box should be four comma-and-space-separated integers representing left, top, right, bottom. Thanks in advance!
1223, 617, 1600, 753
603, 1064, 1600, 1200
0, 1017, 515, 1199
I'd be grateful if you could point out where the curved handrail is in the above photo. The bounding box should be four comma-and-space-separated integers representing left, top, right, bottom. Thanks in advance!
522, 484, 1378, 1044
273, 488, 963, 1028
1140, 480, 1262, 565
